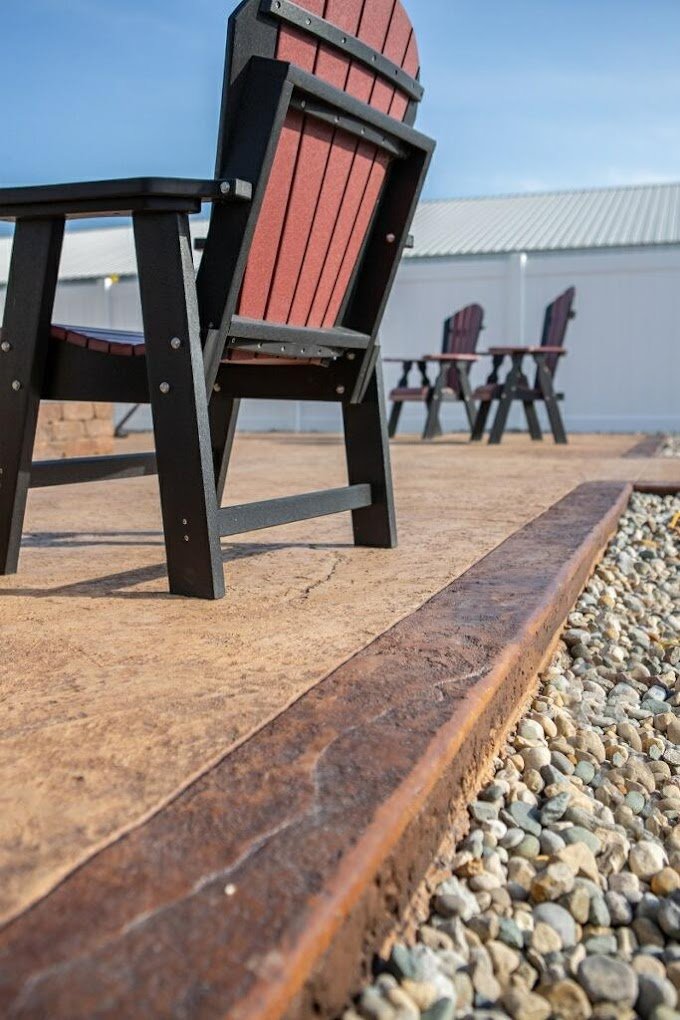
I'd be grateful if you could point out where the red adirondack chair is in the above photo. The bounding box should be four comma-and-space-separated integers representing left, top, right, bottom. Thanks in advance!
471, 288, 576, 445
0, 0, 434, 599
386, 303, 485, 439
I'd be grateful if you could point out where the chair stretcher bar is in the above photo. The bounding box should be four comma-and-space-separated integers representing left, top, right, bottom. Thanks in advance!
30, 452, 158, 488
218, 484, 372, 537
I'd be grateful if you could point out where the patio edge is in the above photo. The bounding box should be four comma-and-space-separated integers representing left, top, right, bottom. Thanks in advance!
0, 481, 633, 1020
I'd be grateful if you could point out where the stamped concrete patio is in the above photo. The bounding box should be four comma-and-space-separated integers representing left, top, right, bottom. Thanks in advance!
1, 431, 678, 931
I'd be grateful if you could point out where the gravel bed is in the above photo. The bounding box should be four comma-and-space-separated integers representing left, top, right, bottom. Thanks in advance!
661, 438, 680, 459
345, 492, 679, 1020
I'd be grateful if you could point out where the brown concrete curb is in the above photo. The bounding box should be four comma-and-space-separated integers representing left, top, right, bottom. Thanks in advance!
624, 434, 665, 458
634, 481, 680, 496
0, 481, 631, 1020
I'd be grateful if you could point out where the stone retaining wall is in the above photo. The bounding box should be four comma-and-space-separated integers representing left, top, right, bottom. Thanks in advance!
35, 402, 114, 460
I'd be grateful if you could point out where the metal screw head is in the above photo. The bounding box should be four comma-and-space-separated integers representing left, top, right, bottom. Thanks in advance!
1, 341, 11, 353
347, 352, 356, 361
213, 383, 222, 393
386, 233, 396, 244
182, 518, 188, 526
11, 380, 21, 392
170, 337, 182, 350
220, 181, 232, 196
336, 385, 346, 396
184, 535, 190, 543
159, 382, 171, 395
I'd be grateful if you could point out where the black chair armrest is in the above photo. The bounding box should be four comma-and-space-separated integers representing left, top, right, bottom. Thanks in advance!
0, 177, 252, 221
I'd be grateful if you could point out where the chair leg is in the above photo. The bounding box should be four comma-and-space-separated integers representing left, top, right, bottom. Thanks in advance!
471, 401, 492, 441
523, 400, 543, 441
456, 363, 478, 434
210, 389, 241, 506
134, 212, 225, 600
545, 400, 568, 444
536, 360, 568, 444
488, 358, 523, 445
0, 217, 64, 575
423, 368, 445, 440
388, 399, 403, 439
343, 360, 397, 548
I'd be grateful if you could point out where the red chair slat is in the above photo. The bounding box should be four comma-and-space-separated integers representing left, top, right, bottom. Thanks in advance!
442, 304, 484, 395
320, 1, 417, 326
287, 133, 357, 326
238, 0, 325, 320
538, 287, 575, 380
372, 4, 413, 115
238, 114, 306, 319
307, 140, 375, 326
264, 118, 336, 323
286, 0, 365, 325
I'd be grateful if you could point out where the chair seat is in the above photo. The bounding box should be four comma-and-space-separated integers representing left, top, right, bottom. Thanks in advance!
0, 325, 316, 366
390, 386, 460, 402
51, 325, 147, 357
389, 386, 430, 401
473, 383, 563, 401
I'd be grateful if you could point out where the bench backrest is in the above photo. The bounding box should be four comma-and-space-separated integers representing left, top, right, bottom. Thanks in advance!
538, 287, 576, 380
441, 303, 484, 394
197, 0, 429, 368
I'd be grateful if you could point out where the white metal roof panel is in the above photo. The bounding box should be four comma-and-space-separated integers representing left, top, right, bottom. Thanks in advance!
407, 182, 680, 258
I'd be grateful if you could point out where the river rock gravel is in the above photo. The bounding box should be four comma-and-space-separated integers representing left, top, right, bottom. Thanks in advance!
661, 437, 680, 459
344, 492, 679, 1020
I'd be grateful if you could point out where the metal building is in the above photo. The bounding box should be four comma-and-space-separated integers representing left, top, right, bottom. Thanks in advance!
1, 181, 678, 433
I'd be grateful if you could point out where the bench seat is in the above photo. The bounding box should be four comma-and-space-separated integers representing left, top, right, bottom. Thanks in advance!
473, 383, 564, 402
1, 325, 312, 366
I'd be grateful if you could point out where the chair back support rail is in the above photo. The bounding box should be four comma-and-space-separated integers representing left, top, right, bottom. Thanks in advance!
0, 0, 434, 598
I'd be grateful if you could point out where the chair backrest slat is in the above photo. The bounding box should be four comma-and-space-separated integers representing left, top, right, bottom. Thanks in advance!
537, 286, 576, 382
441, 303, 484, 394
233, 0, 421, 331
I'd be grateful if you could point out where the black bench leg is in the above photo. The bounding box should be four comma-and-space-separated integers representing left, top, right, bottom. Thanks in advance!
210, 389, 241, 506
456, 363, 478, 434
536, 361, 568, 444
471, 400, 491, 441
343, 361, 397, 548
545, 400, 567, 444
134, 212, 225, 600
488, 358, 523, 445
423, 367, 445, 440
388, 399, 403, 439
0, 217, 64, 575
523, 400, 543, 441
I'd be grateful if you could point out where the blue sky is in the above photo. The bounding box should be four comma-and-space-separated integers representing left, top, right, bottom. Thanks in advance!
1, 0, 679, 215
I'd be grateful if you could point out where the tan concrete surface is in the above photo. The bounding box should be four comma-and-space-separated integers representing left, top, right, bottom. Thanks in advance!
1, 431, 678, 925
